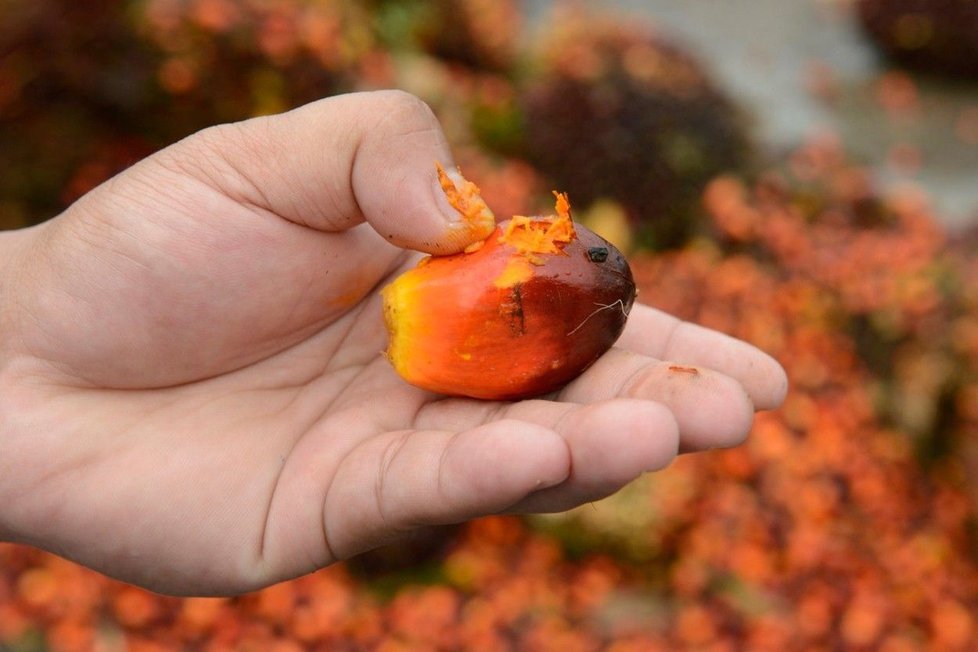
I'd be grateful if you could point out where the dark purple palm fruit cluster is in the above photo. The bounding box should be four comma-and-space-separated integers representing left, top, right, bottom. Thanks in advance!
857, 0, 978, 78
0, 0, 373, 228
413, 0, 523, 72
0, 0, 159, 228
517, 14, 753, 250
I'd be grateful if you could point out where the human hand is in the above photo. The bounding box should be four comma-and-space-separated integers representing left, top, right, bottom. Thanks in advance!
0, 91, 787, 595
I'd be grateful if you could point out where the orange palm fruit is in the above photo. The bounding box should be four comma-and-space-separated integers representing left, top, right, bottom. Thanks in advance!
382, 165, 636, 400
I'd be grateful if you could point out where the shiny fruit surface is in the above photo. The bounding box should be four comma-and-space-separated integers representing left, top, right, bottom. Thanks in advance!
382, 179, 636, 400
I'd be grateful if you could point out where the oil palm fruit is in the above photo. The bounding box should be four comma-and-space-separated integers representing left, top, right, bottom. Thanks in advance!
382, 165, 636, 400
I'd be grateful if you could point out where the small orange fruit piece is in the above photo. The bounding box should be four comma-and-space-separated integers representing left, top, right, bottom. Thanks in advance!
382, 168, 636, 400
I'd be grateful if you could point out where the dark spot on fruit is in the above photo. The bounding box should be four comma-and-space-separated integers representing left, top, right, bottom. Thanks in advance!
587, 246, 609, 263
501, 284, 526, 336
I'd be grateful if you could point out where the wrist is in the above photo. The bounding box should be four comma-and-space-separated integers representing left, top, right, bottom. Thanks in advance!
0, 225, 39, 361
0, 223, 39, 286
0, 224, 44, 543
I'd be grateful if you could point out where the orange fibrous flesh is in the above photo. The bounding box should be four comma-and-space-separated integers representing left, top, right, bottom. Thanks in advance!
499, 192, 577, 259
436, 162, 496, 245
492, 192, 577, 287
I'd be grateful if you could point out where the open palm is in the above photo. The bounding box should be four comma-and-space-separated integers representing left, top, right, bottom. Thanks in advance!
0, 91, 786, 595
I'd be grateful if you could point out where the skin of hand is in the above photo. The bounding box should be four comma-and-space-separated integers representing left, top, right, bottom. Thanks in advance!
0, 90, 787, 596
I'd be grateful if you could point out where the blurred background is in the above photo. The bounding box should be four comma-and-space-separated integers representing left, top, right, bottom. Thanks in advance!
2, 0, 978, 649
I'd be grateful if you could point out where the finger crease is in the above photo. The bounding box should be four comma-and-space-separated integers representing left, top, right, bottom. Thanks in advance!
434, 432, 461, 522
374, 432, 412, 533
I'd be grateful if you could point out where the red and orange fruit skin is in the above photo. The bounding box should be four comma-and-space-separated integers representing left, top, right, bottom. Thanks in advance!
382, 204, 636, 400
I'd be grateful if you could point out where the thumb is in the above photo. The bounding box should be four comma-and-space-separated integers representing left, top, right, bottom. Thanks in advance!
178, 90, 494, 255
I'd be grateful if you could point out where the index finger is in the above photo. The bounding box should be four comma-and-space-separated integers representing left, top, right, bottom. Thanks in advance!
616, 303, 788, 410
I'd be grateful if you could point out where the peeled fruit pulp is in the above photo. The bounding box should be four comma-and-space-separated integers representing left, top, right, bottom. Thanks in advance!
382, 167, 636, 400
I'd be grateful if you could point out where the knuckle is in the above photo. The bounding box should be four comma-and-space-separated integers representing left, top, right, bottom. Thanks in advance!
368, 90, 441, 139
375, 89, 435, 119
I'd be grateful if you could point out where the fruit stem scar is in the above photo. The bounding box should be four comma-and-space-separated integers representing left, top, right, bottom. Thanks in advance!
587, 246, 609, 262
